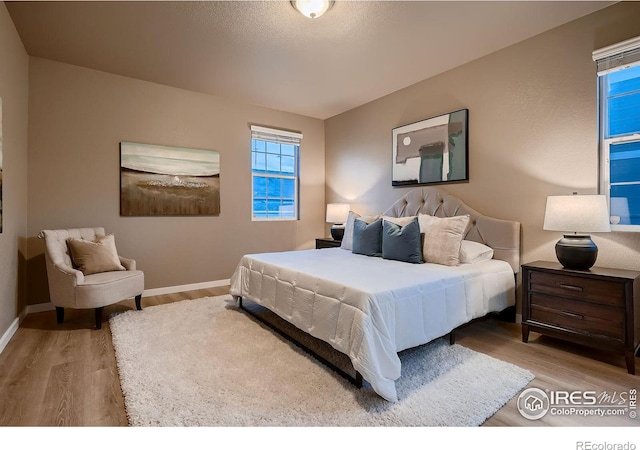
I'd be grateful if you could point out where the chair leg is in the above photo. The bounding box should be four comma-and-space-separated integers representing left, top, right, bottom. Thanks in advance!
55, 307, 64, 324
135, 294, 142, 311
95, 307, 104, 330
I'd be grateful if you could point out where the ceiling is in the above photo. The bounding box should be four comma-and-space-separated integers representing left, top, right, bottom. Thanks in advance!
6, 1, 614, 119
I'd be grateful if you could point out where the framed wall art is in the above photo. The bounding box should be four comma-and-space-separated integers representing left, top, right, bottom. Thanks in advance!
392, 108, 468, 187
120, 142, 220, 216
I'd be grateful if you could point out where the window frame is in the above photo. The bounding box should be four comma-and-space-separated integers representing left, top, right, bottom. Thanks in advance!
250, 125, 301, 221
600, 133, 640, 231
595, 36, 640, 232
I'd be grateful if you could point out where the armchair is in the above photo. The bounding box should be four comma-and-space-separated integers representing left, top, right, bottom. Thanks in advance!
38, 227, 144, 329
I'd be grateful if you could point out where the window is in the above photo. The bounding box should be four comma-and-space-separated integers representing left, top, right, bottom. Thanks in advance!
594, 36, 640, 230
250, 125, 301, 220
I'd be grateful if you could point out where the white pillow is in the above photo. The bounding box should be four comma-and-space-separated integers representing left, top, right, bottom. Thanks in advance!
459, 240, 494, 264
340, 211, 380, 250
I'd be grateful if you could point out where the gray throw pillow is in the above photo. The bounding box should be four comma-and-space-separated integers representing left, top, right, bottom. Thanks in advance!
382, 217, 423, 264
341, 211, 381, 251
352, 217, 383, 257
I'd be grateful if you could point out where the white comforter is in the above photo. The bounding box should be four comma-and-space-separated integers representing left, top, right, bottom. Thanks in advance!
229, 247, 515, 402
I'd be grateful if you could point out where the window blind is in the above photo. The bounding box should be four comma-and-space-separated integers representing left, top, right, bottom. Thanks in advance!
250, 125, 302, 145
593, 36, 640, 76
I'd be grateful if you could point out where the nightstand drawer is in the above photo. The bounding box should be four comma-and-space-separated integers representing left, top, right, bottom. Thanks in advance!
529, 271, 625, 307
530, 293, 624, 340
316, 238, 341, 249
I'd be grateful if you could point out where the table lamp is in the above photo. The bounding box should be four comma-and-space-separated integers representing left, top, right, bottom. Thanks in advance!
326, 203, 350, 241
543, 193, 611, 270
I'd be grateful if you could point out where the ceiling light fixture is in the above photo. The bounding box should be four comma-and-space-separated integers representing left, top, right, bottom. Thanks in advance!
290, 0, 334, 19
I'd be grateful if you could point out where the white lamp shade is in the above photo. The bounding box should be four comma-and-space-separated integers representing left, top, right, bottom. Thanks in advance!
291, 0, 333, 18
326, 203, 350, 224
543, 194, 611, 233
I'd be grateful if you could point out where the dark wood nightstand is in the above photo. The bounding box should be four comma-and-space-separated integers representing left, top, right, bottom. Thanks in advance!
521, 260, 640, 375
316, 238, 341, 249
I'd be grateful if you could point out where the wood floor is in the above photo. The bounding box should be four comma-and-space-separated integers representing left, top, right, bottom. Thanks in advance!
0, 286, 638, 427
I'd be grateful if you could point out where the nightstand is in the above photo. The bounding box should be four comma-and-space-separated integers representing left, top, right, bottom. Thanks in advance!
521, 260, 640, 375
316, 238, 341, 249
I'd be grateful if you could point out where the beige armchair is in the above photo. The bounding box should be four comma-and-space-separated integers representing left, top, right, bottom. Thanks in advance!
38, 227, 144, 329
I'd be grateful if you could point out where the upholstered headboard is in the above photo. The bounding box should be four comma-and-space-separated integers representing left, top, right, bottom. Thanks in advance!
383, 187, 521, 273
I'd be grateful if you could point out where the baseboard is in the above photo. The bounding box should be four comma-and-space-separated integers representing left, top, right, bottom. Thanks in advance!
142, 279, 230, 297
0, 316, 20, 356
26, 302, 56, 314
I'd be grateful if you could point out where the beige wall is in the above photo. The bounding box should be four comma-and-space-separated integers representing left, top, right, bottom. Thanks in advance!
26, 58, 325, 304
0, 3, 29, 338
325, 3, 640, 290
12, 1, 640, 314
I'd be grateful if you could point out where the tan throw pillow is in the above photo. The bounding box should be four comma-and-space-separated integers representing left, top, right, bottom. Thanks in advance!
67, 234, 126, 275
418, 214, 470, 266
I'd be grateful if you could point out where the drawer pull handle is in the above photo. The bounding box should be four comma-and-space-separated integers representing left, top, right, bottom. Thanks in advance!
559, 284, 583, 292
562, 310, 584, 320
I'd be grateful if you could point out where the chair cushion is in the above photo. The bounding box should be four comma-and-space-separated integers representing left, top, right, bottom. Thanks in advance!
67, 234, 126, 275
76, 270, 144, 309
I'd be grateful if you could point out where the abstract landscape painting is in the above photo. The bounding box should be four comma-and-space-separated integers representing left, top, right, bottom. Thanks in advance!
120, 142, 220, 216
392, 109, 468, 187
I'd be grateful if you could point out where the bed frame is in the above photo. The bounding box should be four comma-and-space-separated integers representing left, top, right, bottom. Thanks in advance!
235, 186, 521, 389
238, 297, 365, 387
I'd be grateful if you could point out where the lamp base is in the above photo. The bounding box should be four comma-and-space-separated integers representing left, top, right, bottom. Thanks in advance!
555, 234, 598, 270
330, 224, 345, 241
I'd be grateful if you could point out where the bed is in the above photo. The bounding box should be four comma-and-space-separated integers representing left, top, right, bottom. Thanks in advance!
230, 187, 520, 402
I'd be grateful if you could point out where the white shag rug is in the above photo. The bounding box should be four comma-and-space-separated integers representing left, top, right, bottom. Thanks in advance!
109, 295, 534, 427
